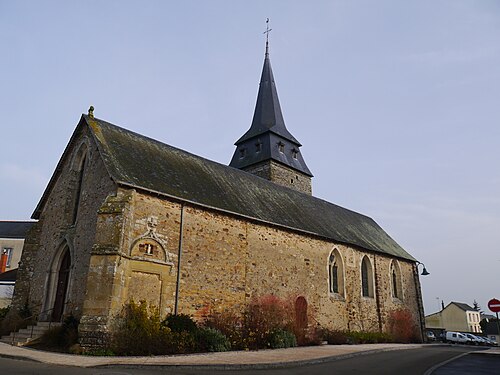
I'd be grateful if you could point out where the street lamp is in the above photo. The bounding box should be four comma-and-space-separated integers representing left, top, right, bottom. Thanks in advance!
416, 261, 430, 276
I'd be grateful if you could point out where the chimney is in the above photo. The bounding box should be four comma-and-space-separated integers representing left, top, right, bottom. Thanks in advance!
0, 251, 7, 273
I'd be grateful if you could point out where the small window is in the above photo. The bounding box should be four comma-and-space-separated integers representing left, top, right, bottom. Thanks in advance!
292, 149, 298, 159
239, 148, 246, 158
2, 248, 13, 268
255, 142, 262, 152
278, 142, 285, 153
139, 243, 157, 256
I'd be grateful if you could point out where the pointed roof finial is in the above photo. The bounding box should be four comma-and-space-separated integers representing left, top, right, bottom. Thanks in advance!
263, 18, 272, 57
88, 105, 94, 118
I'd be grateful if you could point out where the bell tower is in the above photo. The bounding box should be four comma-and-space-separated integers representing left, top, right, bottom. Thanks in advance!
229, 24, 313, 194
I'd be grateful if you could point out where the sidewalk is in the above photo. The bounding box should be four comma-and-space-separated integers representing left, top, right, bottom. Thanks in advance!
1, 342, 498, 369
0, 342, 443, 369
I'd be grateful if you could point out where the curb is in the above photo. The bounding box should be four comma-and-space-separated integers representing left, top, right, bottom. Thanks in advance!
0, 344, 432, 370
95, 346, 422, 370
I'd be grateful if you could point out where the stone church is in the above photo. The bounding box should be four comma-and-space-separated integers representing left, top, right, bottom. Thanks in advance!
11, 44, 425, 348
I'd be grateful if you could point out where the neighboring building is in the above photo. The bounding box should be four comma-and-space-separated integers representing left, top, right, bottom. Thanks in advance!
425, 302, 482, 333
0, 221, 34, 273
9, 44, 425, 349
481, 320, 499, 344
0, 269, 17, 308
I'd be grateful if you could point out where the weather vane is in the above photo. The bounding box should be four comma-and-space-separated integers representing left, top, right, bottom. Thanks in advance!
263, 18, 272, 55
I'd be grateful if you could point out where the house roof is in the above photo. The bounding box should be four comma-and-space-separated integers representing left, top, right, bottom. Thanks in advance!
449, 302, 475, 312
0, 268, 17, 282
0, 221, 34, 239
47, 115, 414, 261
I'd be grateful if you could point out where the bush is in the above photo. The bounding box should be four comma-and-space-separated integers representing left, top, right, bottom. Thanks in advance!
196, 327, 231, 352
0, 306, 10, 321
387, 308, 420, 343
322, 329, 348, 345
204, 310, 245, 350
267, 328, 297, 349
111, 300, 168, 356
243, 295, 293, 349
347, 331, 393, 344
162, 313, 197, 333
32, 314, 80, 352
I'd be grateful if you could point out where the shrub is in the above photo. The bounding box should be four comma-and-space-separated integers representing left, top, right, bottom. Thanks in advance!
322, 329, 348, 345
243, 295, 293, 349
387, 308, 420, 343
267, 328, 297, 349
0, 306, 10, 321
162, 331, 197, 354
0, 302, 33, 336
111, 300, 167, 355
204, 309, 245, 350
347, 331, 393, 344
196, 327, 231, 352
33, 314, 80, 352
162, 313, 197, 333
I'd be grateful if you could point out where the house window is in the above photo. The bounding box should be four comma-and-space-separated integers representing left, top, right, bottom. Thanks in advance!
328, 249, 344, 296
2, 248, 13, 268
361, 256, 374, 298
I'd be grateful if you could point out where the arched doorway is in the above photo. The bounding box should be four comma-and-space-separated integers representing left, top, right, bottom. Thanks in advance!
295, 296, 308, 345
52, 249, 71, 321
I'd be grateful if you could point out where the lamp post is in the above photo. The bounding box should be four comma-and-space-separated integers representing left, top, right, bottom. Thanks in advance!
416, 261, 430, 276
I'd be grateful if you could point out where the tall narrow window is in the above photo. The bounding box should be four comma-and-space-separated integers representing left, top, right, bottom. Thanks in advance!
392, 269, 398, 298
361, 256, 374, 297
328, 249, 344, 296
390, 260, 402, 300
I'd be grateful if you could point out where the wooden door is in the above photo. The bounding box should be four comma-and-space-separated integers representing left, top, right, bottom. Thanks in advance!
52, 250, 71, 322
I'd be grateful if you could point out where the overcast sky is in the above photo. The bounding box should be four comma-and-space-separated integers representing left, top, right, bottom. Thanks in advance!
1, 0, 499, 316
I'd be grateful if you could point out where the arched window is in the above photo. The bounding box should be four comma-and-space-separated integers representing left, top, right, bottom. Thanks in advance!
361, 256, 374, 298
390, 260, 403, 300
328, 249, 344, 296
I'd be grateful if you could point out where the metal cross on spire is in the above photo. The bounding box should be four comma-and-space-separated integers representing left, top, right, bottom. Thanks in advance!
263, 18, 272, 56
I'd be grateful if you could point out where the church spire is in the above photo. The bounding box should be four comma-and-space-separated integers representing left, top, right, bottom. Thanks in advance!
230, 21, 313, 195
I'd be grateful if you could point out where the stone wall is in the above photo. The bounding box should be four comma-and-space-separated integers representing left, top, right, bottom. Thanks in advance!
243, 160, 312, 195
82, 189, 422, 341
10, 125, 116, 321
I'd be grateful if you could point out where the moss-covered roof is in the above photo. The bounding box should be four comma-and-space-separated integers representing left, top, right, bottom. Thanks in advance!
82, 115, 415, 261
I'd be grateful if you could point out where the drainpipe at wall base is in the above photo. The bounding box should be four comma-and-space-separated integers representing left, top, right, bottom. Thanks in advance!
174, 203, 185, 315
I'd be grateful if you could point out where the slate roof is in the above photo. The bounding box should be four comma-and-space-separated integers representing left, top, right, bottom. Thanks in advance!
0, 221, 34, 239
0, 268, 17, 282
230, 51, 312, 176
53, 115, 416, 261
450, 302, 475, 311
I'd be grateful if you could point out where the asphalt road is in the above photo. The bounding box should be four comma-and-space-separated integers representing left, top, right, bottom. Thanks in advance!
0, 346, 494, 375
